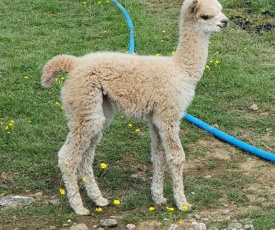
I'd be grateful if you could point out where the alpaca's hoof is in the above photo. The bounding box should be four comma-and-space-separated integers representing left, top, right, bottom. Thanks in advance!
95, 197, 109, 207
75, 207, 91, 216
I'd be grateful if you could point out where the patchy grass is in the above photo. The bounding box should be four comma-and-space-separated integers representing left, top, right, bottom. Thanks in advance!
0, 0, 274, 229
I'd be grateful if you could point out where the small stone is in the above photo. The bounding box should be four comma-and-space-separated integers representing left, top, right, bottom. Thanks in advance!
191, 221, 207, 230
244, 224, 254, 230
0, 195, 35, 207
168, 224, 178, 230
222, 209, 230, 215
194, 214, 202, 220
69, 223, 89, 230
250, 104, 258, 111
34, 192, 43, 197
228, 222, 243, 230
100, 219, 118, 227
204, 175, 212, 179
48, 199, 60, 205
212, 124, 219, 128
126, 224, 137, 230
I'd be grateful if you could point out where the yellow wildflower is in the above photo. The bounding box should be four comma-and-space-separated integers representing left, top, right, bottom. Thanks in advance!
160, 39, 164, 43
215, 60, 220, 65
166, 206, 175, 212
5, 126, 9, 131
178, 220, 183, 225
100, 163, 107, 169
28, 120, 32, 123
171, 51, 175, 56
135, 128, 140, 132
24, 76, 29, 79
205, 65, 210, 69
128, 123, 133, 128
98, 1, 102, 4
82, 177, 87, 183
183, 205, 189, 211
113, 199, 121, 205
0, 122, 3, 125
59, 188, 66, 195
162, 30, 166, 33
96, 207, 102, 212
55, 102, 59, 105
156, 53, 160, 56
148, 206, 155, 211
209, 60, 213, 64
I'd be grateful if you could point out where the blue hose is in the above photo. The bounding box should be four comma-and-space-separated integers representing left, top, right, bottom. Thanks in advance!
111, 0, 275, 162
111, 0, 135, 54
184, 113, 275, 162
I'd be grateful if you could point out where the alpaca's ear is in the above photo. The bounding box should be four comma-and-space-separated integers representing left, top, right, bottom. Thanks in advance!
189, 0, 200, 14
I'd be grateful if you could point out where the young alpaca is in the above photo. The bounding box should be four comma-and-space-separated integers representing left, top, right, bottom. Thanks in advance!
41, 0, 228, 215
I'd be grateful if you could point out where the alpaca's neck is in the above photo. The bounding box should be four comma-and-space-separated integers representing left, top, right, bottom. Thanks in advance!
173, 20, 210, 82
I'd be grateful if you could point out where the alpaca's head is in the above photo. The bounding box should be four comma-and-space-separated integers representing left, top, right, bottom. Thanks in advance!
182, 0, 228, 33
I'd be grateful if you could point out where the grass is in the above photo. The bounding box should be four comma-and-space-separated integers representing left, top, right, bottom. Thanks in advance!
0, 0, 275, 229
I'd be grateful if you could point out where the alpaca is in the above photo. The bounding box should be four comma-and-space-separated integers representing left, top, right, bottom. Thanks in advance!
41, 0, 228, 215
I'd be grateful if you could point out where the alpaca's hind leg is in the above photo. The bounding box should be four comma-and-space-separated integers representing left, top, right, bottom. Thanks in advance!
58, 130, 94, 215
157, 121, 191, 211
78, 96, 114, 207
149, 121, 167, 205
78, 133, 109, 207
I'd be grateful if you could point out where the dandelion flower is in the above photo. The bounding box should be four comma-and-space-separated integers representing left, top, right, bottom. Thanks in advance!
162, 30, 166, 33
148, 206, 155, 211
156, 53, 160, 56
28, 120, 32, 123
113, 199, 121, 205
103, 30, 108, 33
61, 106, 64, 110
205, 65, 210, 69
59, 188, 66, 195
100, 163, 107, 169
171, 51, 175, 56
183, 205, 189, 211
160, 39, 164, 43
135, 128, 140, 132
82, 177, 87, 183
61, 77, 65, 81
166, 206, 175, 212
5, 126, 9, 131
178, 220, 183, 225
24, 76, 29, 79
215, 60, 220, 65
209, 60, 213, 64
128, 123, 133, 128
96, 207, 102, 212
55, 102, 59, 105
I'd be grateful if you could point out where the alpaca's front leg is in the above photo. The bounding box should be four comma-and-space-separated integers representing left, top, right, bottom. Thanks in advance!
158, 124, 192, 211
149, 122, 167, 205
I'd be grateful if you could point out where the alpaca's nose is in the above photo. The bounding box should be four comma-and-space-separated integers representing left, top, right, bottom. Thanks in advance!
221, 18, 229, 27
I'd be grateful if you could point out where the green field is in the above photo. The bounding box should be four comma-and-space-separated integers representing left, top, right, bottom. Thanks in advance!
0, 0, 274, 229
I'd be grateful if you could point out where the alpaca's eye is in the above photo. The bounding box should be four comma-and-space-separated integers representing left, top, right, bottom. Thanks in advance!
200, 15, 210, 20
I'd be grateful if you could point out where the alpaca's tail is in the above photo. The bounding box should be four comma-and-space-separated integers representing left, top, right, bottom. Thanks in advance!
41, 55, 78, 87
